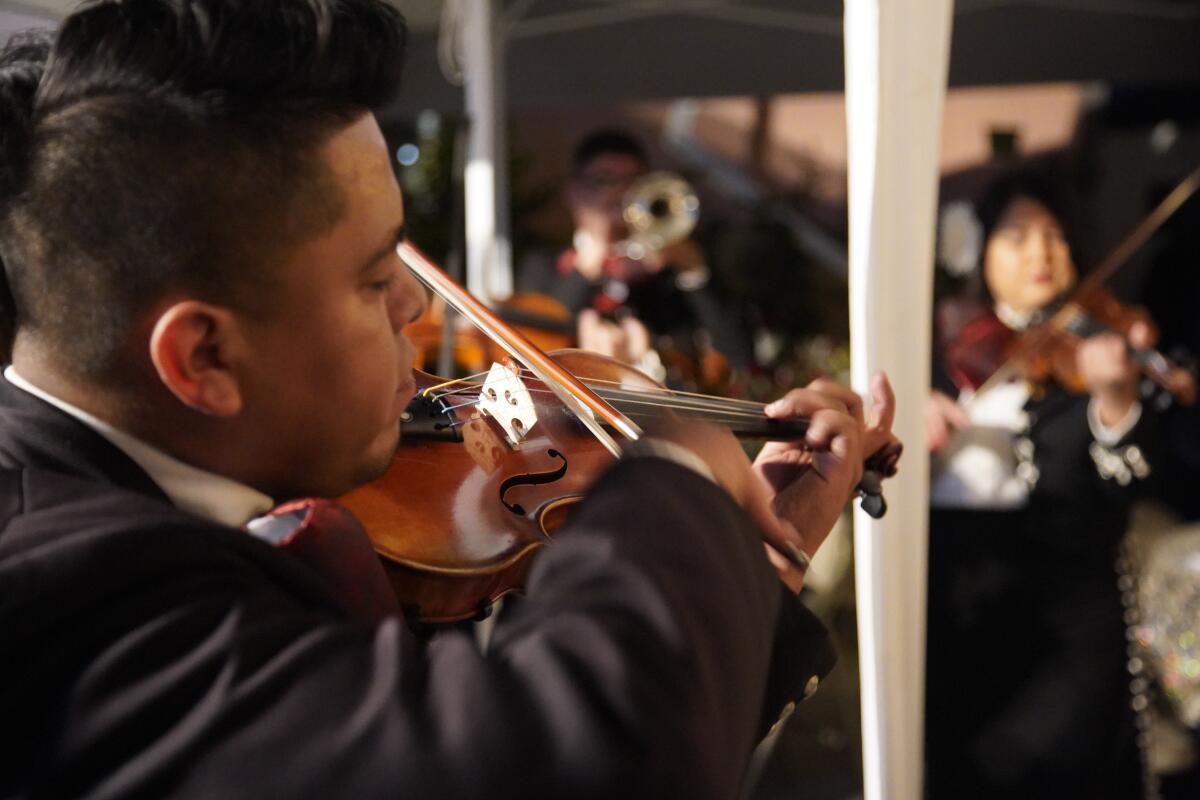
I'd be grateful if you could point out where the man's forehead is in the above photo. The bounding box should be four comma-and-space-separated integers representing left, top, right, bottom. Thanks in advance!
578, 152, 644, 178
321, 116, 400, 204
318, 113, 387, 167
276, 114, 402, 271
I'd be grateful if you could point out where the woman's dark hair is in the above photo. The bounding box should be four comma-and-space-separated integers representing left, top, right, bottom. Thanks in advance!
0, 0, 407, 374
974, 170, 1072, 249
571, 128, 648, 175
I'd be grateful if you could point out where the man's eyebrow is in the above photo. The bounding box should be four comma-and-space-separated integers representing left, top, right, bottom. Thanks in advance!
359, 223, 408, 273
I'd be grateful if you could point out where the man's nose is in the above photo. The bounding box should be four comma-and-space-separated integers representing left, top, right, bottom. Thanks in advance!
389, 267, 428, 333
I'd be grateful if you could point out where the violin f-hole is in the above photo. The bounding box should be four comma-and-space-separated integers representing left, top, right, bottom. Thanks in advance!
499, 449, 569, 516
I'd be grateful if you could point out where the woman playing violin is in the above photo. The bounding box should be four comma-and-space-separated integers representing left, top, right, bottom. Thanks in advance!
925, 173, 1166, 799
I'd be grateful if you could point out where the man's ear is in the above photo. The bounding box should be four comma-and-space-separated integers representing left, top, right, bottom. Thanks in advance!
148, 301, 246, 417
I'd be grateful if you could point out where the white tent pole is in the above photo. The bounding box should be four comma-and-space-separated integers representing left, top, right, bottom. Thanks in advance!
491, 19, 513, 301
461, 0, 512, 301
843, 2, 953, 799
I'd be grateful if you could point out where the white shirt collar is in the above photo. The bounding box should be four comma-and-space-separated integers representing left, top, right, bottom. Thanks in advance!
993, 301, 1036, 331
4, 366, 274, 528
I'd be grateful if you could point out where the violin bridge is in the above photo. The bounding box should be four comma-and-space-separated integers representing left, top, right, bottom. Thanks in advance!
479, 362, 539, 447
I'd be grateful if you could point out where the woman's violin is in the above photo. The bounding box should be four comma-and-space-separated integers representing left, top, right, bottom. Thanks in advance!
341, 242, 899, 628
1007, 287, 1194, 403
957, 166, 1200, 406
947, 287, 1196, 406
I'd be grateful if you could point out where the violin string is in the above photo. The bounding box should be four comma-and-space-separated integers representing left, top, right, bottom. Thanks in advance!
440, 390, 766, 420
593, 388, 770, 418
445, 383, 770, 419
496, 370, 774, 418
419, 358, 775, 415
428, 363, 768, 411
440, 386, 779, 425
429, 384, 489, 402
439, 394, 786, 433
423, 370, 501, 401
436, 410, 792, 441
508, 367, 769, 411
579, 392, 773, 421
424, 368, 771, 416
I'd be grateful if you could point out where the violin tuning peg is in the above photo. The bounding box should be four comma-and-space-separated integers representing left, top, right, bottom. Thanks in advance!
857, 469, 887, 519
857, 469, 883, 496
859, 490, 887, 519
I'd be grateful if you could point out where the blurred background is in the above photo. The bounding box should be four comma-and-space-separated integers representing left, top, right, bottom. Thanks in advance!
4, 2, 1197, 797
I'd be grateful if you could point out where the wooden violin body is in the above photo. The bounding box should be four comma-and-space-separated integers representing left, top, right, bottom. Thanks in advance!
1018, 288, 1150, 392
1002, 288, 1192, 404
942, 288, 1194, 406
341, 350, 665, 625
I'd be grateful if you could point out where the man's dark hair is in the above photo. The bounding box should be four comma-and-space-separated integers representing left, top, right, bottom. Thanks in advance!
0, 0, 407, 374
571, 128, 647, 176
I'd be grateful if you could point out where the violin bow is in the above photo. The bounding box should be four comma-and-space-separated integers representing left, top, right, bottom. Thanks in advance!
397, 241, 640, 457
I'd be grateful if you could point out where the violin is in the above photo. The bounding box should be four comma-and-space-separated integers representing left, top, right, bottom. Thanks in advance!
957, 166, 1200, 406
405, 292, 574, 376
341, 242, 899, 628
945, 287, 1196, 406
1006, 287, 1195, 404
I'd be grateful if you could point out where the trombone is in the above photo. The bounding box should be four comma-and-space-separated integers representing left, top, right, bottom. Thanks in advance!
616, 171, 700, 260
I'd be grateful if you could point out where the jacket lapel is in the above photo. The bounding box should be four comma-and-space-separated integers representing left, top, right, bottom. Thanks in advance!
0, 377, 169, 502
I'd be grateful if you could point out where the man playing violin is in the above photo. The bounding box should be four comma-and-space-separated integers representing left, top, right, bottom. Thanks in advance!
0, 2, 896, 798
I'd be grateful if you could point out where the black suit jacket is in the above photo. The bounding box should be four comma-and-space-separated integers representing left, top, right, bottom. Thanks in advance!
0, 378, 834, 799
926, 383, 1160, 797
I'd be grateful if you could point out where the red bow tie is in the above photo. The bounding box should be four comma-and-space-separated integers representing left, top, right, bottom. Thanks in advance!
245, 499, 399, 622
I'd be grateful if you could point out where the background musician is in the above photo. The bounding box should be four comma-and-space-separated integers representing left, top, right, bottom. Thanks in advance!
923, 173, 1169, 798
518, 128, 752, 388
0, 2, 896, 797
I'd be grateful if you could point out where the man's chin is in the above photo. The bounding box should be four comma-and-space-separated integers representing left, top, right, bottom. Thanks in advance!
349, 425, 403, 489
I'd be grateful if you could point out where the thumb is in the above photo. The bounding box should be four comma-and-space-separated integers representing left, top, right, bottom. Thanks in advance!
739, 476, 810, 575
